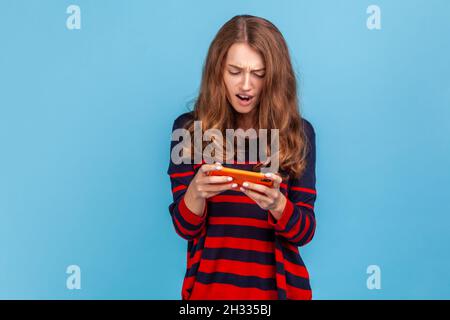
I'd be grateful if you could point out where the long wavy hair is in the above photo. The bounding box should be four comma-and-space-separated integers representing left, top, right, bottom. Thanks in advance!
184, 15, 309, 180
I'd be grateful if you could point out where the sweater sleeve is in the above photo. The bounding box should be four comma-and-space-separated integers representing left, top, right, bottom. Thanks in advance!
268, 119, 317, 247
167, 113, 207, 241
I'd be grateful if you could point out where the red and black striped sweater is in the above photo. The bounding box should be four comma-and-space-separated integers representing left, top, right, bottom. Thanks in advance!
167, 112, 317, 300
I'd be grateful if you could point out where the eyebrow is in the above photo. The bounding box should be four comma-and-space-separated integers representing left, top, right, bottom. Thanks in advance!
228, 64, 266, 72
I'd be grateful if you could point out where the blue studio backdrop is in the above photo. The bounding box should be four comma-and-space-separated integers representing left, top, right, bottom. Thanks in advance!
0, 0, 449, 299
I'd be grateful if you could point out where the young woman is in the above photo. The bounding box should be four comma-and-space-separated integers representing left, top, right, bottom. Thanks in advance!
167, 15, 317, 300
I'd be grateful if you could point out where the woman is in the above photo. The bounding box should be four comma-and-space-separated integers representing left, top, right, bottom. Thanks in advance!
167, 15, 317, 300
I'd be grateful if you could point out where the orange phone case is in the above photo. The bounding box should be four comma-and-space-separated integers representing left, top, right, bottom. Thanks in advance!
207, 167, 274, 188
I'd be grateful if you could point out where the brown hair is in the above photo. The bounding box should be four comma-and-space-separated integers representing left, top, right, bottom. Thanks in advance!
185, 14, 310, 180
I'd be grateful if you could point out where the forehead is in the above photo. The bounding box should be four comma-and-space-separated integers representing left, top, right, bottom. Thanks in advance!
225, 42, 265, 69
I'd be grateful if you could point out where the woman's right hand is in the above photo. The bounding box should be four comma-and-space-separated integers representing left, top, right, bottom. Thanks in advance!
187, 162, 237, 200
183, 162, 237, 217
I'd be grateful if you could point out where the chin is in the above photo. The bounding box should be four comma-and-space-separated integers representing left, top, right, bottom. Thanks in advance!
233, 105, 256, 114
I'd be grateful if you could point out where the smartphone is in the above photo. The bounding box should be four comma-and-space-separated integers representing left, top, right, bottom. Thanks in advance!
207, 167, 274, 188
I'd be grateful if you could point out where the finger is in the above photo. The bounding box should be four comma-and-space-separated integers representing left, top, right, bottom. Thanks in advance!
203, 182, 238, 193
241, 181, 271, 196
264, 172, 283, 189
200, 162, 223, 175
207, 183, 238, 198
240, 186, 270, 204
203, 175, 234, 184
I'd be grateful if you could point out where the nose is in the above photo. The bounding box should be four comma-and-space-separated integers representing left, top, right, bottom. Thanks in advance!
241, 72, 251, 91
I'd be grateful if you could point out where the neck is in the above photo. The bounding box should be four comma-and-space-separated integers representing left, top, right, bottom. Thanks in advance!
236, 109, 257, 130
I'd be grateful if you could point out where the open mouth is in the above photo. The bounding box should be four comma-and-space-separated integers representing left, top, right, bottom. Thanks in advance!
236, 94, 254, 102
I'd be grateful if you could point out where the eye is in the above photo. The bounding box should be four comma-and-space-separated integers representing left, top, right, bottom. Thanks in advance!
253, 70, 266, 78
228, 70, 240, 75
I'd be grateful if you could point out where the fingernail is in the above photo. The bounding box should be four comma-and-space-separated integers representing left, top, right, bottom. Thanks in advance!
232, 183, 238, 188
240, 187, 246, 192
215, 165, 222, 170
265, 173, 272, 177
243, 182, 249, 187
227, 177, 233, 181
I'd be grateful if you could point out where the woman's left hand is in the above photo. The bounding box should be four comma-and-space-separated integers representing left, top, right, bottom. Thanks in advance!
240, 172, 287, 221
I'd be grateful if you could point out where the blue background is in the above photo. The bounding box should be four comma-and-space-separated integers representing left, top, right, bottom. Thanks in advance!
1, 0, 449, 299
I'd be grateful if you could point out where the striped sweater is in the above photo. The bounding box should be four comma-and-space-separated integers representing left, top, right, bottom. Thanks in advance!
167, 112, 317, 300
